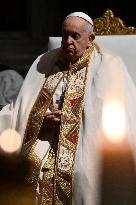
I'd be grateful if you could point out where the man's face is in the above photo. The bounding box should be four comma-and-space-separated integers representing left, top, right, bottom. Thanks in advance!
61, 16, 93, 63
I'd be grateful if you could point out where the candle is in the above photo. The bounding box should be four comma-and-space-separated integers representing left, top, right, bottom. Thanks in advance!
100, 99, 136, 205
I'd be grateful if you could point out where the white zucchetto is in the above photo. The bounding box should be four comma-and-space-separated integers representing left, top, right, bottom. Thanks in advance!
67, 12, 94, 27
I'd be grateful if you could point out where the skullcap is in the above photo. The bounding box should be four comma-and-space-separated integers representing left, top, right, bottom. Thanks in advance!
67, 12, 93, 27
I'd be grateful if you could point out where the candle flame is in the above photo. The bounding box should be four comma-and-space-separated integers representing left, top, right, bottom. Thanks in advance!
0, 129, 22, 153
102, 100, 126, 143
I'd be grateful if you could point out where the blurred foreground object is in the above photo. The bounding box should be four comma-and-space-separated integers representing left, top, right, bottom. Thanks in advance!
0, 129, 35, 205
101, 99, 136, 205
0, 129, 22, 153
0, 154, 35, 205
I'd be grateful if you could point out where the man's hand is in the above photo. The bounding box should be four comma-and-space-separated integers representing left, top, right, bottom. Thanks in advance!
44, 110, 62, 129
38, 110, 62, 140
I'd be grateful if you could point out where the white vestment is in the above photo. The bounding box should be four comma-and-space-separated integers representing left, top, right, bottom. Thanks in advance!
1, 44, 136, 205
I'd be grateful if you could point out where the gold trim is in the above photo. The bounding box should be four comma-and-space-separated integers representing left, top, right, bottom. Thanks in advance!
27, 139, 41, 187
94, 9, 136, 35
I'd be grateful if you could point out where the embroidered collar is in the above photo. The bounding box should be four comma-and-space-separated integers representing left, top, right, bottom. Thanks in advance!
69, 44, 94, 71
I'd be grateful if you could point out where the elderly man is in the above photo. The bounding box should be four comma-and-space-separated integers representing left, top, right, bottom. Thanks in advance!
1, 12, 136, 205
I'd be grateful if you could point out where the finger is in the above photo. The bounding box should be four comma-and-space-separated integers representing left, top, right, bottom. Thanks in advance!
46, 114, 55, 119
54, 110, 62, 114
44, 109, 52, 114
54, 112, 62, 118
54, 117, 61, 122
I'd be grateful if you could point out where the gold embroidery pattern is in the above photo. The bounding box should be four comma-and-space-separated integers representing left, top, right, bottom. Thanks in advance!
38, 149, 56, 205
54, 67, 88, 204
24, 72, 64, 144
27, 139, 41, 188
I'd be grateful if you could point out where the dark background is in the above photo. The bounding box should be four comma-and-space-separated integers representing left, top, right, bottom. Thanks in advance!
0, 0, 135, 77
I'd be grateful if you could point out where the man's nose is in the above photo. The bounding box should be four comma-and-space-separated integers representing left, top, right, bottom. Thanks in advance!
66, 36, 73, 44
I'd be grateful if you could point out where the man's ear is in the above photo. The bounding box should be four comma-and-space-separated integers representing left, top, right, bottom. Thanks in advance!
89, 33, 95, 42
87, 33, 95, 48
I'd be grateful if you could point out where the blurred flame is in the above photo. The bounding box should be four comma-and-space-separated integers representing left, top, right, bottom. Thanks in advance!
102, 100, 126, 143
0, 129, 21, 153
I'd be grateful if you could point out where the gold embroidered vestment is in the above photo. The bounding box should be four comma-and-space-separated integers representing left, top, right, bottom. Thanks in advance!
24, 45, 94, 204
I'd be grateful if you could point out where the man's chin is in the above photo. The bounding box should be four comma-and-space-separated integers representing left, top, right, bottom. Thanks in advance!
62, 50, 79, 63
64, 52, 74, 62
